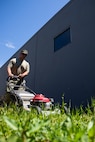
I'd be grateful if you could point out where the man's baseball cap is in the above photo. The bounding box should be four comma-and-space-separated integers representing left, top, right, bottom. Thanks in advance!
21, 49, 28, 55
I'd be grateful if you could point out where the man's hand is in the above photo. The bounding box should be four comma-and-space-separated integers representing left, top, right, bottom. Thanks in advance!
18, 71, 28, 79
18, 74, 24, 78
9, 73, 14, 77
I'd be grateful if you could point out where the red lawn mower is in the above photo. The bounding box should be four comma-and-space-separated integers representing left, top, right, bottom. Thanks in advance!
5, 76, 54, 113
30, 94, 54, 113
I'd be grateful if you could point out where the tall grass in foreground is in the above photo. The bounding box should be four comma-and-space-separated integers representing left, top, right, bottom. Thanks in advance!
0, 98, 95, 142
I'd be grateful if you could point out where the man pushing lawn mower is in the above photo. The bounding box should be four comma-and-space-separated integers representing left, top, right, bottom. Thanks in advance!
4, 49, 54, 113
5, 49, 30, 105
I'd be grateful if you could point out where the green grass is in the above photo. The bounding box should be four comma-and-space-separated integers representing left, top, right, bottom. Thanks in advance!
0, 98, 95, 142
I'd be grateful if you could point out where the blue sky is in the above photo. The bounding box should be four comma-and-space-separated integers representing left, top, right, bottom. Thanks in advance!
0, 0, 70, 67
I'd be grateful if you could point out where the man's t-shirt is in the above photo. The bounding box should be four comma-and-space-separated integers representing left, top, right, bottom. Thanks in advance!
7, 58, 30, 76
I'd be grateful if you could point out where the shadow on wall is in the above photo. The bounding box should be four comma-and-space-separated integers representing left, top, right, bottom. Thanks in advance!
0, 65, 8, 96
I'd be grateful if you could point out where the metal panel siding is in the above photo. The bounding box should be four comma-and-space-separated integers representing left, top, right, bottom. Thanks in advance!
34, 0, 95, 107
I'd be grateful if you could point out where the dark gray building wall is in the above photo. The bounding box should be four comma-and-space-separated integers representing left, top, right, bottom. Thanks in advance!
33, 0, 95, 107
0, 0, 95, 107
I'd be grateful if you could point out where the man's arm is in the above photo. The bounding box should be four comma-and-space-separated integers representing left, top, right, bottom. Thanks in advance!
7, 66, 14, 77
7, 58, 15, 77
